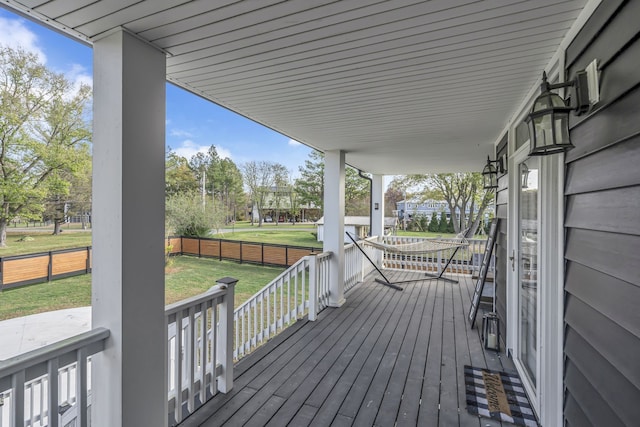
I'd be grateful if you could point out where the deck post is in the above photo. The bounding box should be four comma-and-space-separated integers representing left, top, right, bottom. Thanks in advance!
371, 174, 385, 267
308, 255, 318, 321
216, 277, 237, 393
91, 29, 167, 427
323, 150, 346, 307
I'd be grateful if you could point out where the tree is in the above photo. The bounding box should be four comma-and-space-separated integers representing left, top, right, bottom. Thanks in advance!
345, 168, 370, 216
166, 149, 198, 196
187, 146, 245, 223
66, 162, 93, 229
295, 150, 324, 212
214, 158, 244, 223
270, 163, 289, 225
295, 151, 372, 217
43, 148, 91, 235
438, 212, 449, 233
428, 212, 439, 232
0, 47, 92, 245
288, 175, 301, 224
402, 173, 494, 236
384, 181, 404, 217
241, 160, 277, 226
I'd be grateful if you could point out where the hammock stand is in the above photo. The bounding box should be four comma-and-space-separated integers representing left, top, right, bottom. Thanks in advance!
346, 231, 470, 291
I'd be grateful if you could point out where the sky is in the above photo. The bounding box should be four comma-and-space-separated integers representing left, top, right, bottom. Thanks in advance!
0, 8, 313, 177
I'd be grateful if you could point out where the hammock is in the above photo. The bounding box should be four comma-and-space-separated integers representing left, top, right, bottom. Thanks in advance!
346, 231, 471, 290
362, 235, 469, 255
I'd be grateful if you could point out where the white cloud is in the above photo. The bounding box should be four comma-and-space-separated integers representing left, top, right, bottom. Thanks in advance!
65, 63, 92, 89
174, 140, 232, 160
216, 146, 232, 159
0, 16, 46, 63
0, 16, 91, 98
288, 138, 301, 146
61, 63, 92, 101
173, 140, 206, 159
170, 129, 193, 138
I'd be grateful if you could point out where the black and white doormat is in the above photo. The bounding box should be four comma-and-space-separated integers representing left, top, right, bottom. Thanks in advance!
464, 365, 539, 427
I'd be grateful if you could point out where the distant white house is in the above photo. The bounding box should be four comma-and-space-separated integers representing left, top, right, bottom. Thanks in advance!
315, 216, 398, 242
394, 199, 494, 224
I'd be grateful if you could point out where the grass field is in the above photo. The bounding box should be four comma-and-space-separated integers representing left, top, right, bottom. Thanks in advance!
0, 232, 92, 256
217, 229, 321, 247
0, 256, 284, 321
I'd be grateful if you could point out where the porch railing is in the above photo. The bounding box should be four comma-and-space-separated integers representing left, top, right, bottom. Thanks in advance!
165, 278, 235, 426
0, 328, 109, 427
233, 256, 310, 361
0, 240, 402, 426
381, 236, 492, 276
344, 236, 378, 292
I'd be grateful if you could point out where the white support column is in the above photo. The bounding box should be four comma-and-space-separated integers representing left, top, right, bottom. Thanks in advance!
323, 150, 346, 307
371, 174, 385, 237
91, 29, 167, 427
371, 174, 385, 266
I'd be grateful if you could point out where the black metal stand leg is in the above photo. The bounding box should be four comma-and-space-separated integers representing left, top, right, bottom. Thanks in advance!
345, 232, 403, 291
424, 244, 464, 284
423, 272, 459, 284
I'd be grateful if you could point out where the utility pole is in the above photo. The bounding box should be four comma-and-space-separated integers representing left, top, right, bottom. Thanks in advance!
201, 170, 206, 210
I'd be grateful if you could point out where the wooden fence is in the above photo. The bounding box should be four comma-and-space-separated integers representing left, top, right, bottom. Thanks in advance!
0, 238, 320, 291
167, 236, 321, 267
0, 247, 92, 290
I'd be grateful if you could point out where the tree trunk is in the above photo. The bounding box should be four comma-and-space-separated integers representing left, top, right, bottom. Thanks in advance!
0, 219, 7, 247
53, 220, 63, 235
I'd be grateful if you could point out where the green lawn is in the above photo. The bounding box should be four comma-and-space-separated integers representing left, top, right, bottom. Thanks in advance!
0, 274, 92, 321
0, 232, 92, 256
217, 229, 321, 248
165, 256, 285, 306
0, 256, 284, 321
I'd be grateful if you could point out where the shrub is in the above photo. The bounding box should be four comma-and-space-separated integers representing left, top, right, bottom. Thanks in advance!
166, 191, 225, 237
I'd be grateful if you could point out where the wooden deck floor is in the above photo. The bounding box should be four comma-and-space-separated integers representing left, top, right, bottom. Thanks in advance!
181, 271, 516, 427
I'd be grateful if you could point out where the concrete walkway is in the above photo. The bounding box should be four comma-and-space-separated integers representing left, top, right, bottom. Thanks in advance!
0, 307, 91, 361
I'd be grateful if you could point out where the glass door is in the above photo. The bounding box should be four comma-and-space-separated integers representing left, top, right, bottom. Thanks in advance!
517, 157, 540, 397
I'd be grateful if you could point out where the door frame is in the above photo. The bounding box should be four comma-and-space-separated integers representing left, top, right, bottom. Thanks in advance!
508, 146, 541, 412
507, 123, 565, 427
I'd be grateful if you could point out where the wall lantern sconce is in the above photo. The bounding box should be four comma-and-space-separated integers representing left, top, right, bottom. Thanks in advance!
482, 156, 504, 190
481, 312, 500, 351
521, 163, 530, 189
526, 63, 599, 156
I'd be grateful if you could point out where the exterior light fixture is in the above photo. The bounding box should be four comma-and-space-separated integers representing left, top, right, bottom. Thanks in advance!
482, 156, 504, 190
521, 163, 530, 189
526, 65, 598, 156
481, 312, 500, 351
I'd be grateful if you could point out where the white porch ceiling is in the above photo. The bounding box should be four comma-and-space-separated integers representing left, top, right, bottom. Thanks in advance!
3, 0, 590, 174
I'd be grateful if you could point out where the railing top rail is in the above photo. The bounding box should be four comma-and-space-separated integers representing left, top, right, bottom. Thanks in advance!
0, 327, 109, 378
315, 251, 332, 261
165, 285, 228, 316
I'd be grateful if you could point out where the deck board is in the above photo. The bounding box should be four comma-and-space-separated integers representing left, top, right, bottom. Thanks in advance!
266, 274, 396, 426
374, 274, 431, 426
181, 271, 516, 427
